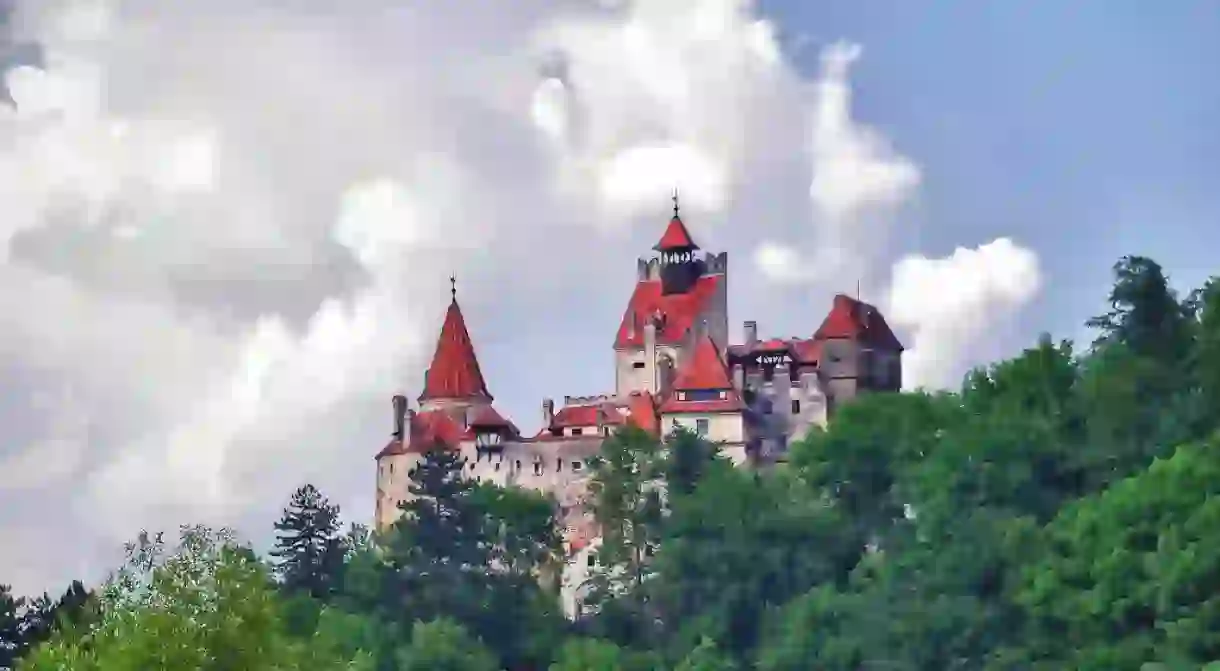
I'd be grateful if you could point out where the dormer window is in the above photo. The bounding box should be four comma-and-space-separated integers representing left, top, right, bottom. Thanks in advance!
475, 429, 503, 449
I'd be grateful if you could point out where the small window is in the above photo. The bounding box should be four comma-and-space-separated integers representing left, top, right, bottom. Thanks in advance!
572, 461, 583, 472
494, 462, 500, 472
572, 428, 583, 436
516, 460, 522, 470
389, 463, 394, 475
632, 361, 646, 369
695, 419, 709, 436
791, 399, 800, 414
763, 367, 774, 382
534, 461, 542, 476
557, 458, 563, 472
587, 554, 596, 568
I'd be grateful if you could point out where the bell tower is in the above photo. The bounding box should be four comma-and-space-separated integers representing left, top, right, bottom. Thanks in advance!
656, 192, 701, 296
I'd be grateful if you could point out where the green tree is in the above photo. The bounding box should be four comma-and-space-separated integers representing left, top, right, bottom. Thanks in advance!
1016, 438, 1220, 669
1, 585, 21, 670
790, 390, 962, 550
271, 484, 346, 600
584, 427, 665, 619
20, 526, 368, 670
653, 467, 854, 661
395, 618, 497, 671
662, 426, 722, 497
675, 637, 736, 671
1087, 255, 1194, 367
549, 637, 656, 671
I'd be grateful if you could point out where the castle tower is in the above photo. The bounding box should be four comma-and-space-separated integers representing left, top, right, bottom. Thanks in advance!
613, 196, 729, 397
418, 277, 494, 417
656, 195, 701, 296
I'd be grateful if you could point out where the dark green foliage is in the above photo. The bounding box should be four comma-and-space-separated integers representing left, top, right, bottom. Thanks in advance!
271, 484, 346, 600
1, 585, 19, 670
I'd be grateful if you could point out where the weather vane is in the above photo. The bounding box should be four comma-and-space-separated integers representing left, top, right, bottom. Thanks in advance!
672, 188, 680, 217
449, 274, 457, 300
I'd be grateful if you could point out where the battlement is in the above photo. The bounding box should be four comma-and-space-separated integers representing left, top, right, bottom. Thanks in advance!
562, 393, 621, 406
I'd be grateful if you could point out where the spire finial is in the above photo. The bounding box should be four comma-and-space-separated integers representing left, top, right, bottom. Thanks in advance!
672, 188, 680, 218
449, 274, 457, 300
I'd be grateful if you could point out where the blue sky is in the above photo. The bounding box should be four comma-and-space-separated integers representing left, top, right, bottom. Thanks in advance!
767, 1, 1220, 341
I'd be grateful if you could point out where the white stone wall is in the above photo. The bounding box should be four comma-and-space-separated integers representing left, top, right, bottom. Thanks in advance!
374, 451, 423, 532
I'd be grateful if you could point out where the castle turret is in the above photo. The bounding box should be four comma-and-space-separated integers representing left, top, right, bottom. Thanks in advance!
654, 194, 701, 296
418, 277, 493, 413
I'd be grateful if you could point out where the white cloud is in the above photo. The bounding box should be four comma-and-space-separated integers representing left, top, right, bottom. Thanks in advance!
0, 0, 1045, 597
754, 41, 921, 286
886, 238, 1044, 390
0, 0, 833, 595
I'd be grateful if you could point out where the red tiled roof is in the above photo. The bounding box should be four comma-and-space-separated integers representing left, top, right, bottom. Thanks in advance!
551, 404, 608, 428
814, 294, 903, 350
625, 391, 660, 436
660, 335, 745, 413
531, 392, 659, 441
671, 335, 733, 390
792, 338, 822, 364
375, 409, 465, 458
419, 298, 493, 403
614, 276, 720, 349
654, 215, 699, 251
469, 404, 511, 429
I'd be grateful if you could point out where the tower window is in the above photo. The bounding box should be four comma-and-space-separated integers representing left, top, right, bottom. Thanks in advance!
632, 361, 646, 369
763, 367, 774, 382
557, 458, 563, 472
572, 428, 583, 436
695, 419, 709, 436
534, 461, 542, 476
791, 399, 801, 414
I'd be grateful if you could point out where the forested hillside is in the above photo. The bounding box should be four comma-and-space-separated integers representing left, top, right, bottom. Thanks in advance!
4, 255, 1219, 670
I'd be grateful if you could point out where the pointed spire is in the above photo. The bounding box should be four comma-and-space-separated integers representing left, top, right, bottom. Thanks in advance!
418, 282, 493, 403
653, 193, 699, 252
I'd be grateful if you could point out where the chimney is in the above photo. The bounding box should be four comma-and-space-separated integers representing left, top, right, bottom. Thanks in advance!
542, 398, 555, 428
391, 395, 408, 439
644, 318, 658, 394
744, 320, 758, 344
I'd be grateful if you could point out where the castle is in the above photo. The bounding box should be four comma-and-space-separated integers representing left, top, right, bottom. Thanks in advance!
373, 199, 904, 616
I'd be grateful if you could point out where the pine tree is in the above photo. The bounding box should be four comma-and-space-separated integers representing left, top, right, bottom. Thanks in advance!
271, 484, 345, 600
392, 443, 487, 572
0, 585, 22, 671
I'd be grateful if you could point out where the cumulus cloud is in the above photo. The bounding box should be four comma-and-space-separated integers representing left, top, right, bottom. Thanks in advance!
754, 40, 922, 287
886, 238, 1044, 389
0, 0, 1045, 596
0, 0, 840, 595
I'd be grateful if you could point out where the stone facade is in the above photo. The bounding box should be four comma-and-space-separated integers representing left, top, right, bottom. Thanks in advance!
372, 203, 904, 618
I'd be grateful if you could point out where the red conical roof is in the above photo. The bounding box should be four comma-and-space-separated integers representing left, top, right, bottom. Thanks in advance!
418, 297, 493, 403
653, 215, 699, 251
